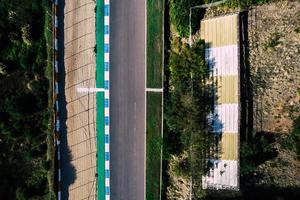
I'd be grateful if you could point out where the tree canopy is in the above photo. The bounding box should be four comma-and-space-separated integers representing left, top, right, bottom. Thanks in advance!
0, 0, 54, 199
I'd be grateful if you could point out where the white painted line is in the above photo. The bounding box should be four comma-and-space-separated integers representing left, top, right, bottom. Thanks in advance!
58, 150, 60, 160
56, 120, 60, 132
55, 38, 58, 50
58, 192, 61, 200
146, 88, 163, 92
76, 87, 105, 93
55, 61, 58, 73
55, 16, 58, 28
56, 100, 59, 111
55, 82, 59, 94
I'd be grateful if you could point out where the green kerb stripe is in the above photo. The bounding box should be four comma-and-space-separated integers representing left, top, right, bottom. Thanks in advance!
96, 0, 105, 199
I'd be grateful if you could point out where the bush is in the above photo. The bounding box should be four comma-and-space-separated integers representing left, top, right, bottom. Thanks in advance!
164, 38, 215, 198
224, 0, 270, 8
0, 0, 53, 199
169, 0, 205, 38
292, 116, 300, 156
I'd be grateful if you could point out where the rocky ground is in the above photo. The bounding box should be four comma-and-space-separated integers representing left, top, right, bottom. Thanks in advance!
248, 0, 300, 187
248, 0, 300, 134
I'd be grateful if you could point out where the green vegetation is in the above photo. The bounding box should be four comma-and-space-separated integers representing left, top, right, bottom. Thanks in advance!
147, 0, 164, 88
146, 93, 163, 200
223, 0, 269, 8
282, 116, 300, 158
96, 1, 105, 198
163, 0, 300, 199
0, 0, 55, 199
291, 116, 300, 157
163, 2, 216, 198
164, 36, 214, 198
264, 32, 282, 50
240, 133, 278, 176
169, 0, 205, 38
146, 1, 164, 199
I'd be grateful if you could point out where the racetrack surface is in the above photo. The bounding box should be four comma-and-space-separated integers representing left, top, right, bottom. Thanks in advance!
110, 0, 146, 199
58, 0, 97, 199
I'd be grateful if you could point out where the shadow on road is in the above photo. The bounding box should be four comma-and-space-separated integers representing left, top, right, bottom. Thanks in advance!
57, 0, 76, 199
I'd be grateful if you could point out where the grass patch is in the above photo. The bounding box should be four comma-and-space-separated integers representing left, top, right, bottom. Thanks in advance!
147, 0, 163, 88
146, 92, 162, 200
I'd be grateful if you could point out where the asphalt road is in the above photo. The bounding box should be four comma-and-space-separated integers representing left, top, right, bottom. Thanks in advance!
110, 0, 146, 199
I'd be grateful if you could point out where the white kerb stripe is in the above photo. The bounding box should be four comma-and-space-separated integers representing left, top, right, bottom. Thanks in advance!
105, 35, 109, 44
104, 16, 109, 25
105, 108, 109, 116
214, 104, 239, 133
106, 195, 110, 200
105, 161, 110, 169
104, 53, 109, 62
105, 126, 109, 134
105, 90, 109, 98
202, 160, 238, 188
104, 0, 110, 5
105, 143, 110, 152
105, 71, 109, 80
206, 45, 238, 77
106, 178, 110, 186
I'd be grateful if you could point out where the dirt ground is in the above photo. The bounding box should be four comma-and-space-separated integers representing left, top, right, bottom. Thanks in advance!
247, 0, 300, 187
63, 0, 97, 199
248, 0, 300, 134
